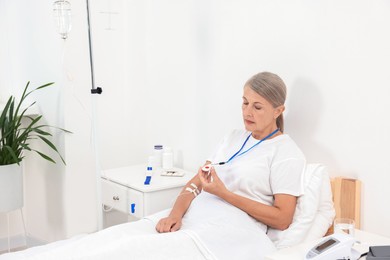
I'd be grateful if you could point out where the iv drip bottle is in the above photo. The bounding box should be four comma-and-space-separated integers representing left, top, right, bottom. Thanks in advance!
162, 146, 174, 170
153, 145, 163, 168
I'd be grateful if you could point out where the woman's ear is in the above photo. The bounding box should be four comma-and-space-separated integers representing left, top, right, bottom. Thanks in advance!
274, 105, 285, 119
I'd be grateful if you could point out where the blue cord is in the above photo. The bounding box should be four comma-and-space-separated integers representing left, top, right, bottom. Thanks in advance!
224, 128, 280, 164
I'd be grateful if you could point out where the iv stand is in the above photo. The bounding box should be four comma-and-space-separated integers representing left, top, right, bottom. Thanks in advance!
86, 0, 103, 231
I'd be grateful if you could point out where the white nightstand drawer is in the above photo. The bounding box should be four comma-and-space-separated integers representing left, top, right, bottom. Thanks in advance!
102, 179, 128, 213
143, 187, 182, 216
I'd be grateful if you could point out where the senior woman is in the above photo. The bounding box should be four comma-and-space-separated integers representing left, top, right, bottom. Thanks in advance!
156, 71, 306, 259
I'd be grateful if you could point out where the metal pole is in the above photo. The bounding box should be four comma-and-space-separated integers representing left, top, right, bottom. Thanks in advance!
86, 0, 103, 231
86, 0, 98, 92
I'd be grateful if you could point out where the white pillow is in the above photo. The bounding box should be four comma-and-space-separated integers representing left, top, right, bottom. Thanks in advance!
304, 169, 335, 241
267, 164, 328, 249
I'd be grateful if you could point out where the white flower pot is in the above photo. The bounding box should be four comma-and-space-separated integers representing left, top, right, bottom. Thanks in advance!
0, 163, 23, 212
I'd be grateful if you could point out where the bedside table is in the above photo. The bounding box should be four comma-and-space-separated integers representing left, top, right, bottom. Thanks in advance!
265, 229, 390, 260
101, 164, 194, 220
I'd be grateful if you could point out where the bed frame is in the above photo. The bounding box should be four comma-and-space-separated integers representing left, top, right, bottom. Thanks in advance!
327, 177, 361, 234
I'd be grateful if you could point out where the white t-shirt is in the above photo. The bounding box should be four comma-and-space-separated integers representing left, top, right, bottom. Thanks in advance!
208, 129, 306, 207
180, 129, 306, 259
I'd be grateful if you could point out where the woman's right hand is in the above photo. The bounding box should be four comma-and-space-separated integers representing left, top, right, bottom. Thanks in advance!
155, 162, 211, 233
155, 215, 182, 233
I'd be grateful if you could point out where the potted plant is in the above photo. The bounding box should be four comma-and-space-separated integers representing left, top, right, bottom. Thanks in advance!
0, 81, 70, 212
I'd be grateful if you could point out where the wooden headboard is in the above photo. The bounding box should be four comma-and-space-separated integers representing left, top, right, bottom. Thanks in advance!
327, 177, 361, 234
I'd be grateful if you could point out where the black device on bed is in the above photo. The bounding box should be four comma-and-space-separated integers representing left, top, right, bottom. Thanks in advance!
367, 245, 390, 260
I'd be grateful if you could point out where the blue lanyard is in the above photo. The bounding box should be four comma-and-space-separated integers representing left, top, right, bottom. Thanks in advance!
218, 128, 280, 165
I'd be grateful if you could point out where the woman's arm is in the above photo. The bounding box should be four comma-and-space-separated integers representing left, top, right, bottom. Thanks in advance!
222, 192, 296, 230
155, 161, 210, 233
199, 167, 297, 230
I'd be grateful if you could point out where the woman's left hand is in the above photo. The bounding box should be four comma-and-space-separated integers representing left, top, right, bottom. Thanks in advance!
198, 167, 228, 198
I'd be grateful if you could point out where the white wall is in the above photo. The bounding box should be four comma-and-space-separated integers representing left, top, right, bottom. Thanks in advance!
1, 0, 390, 244
0, 0, 67, 241
0, 0, 97, 242
92, 0, 390, 237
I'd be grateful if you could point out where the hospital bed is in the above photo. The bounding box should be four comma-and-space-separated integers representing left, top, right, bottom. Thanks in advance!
0, 164, 359, 260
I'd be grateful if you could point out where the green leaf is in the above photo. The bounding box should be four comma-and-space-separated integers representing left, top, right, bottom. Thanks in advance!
32, 128, 52, 136
37, 135, 58, 152
33, 150, 56, 164
4, 145, 21, 165
0, 97, 12, 124
37, 135, 66, 165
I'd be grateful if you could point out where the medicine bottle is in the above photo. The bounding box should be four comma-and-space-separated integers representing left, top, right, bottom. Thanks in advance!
153, 145, 163, 168
162, 146, 174, 170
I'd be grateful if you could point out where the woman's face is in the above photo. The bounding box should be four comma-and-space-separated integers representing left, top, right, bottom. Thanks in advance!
242, 85, 284, 139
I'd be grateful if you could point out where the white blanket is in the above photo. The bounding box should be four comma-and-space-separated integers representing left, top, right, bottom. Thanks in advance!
1, 219, 214, 260
174, 192, 277, 260
1, 194, 276, 260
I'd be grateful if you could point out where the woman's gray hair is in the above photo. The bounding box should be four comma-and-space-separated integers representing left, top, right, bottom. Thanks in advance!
245, 72, 287, 132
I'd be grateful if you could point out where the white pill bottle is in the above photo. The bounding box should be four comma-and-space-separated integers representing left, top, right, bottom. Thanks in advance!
162, 146, 174, 170
153, 145, 163, 168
